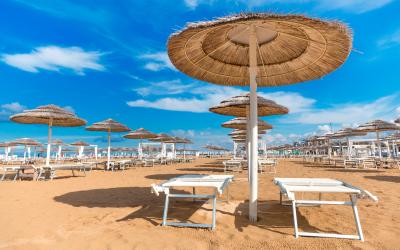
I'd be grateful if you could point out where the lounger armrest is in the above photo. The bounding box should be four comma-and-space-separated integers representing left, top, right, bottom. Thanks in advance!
341, 180, 378, 202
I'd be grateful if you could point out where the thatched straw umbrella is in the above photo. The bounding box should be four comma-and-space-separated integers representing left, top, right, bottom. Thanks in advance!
52, 139, 65, 160
150, 133, 174, 157
330, 128, 366, 159
70, 141, 90, 158
10, 105, 86, 166
222, 117, 272, 130
86, 119, 130, 168
168, 13, 352, 221
355, 120, 400, 158
12, 138, 41, 162
123, 128, 158, 159
385, 133, 400, 157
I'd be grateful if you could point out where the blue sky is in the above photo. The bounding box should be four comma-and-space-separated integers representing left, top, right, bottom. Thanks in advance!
0, 0, 399, 149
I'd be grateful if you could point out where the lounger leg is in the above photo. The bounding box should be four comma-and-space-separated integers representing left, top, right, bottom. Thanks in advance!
13, 170, 19, 181
1, 170, 6, 181
72, 169, 75, 177
162, 194, 170, 226
350, 195, 364, 242
211, 191, 217, 230
292, 200, 299, 238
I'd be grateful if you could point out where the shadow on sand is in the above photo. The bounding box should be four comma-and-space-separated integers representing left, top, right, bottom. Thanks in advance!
54, 187, 338, 236
364, 175, 400, 183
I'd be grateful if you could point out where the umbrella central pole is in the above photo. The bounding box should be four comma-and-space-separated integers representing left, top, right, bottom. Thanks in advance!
376, 131, 382, 159
249, 24, 258, 223
107, 129, 111, 169
46, 119, 53, 166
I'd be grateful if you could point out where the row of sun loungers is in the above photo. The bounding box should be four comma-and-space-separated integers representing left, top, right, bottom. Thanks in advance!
222, 158, 277, 173
303, 155, 400, 169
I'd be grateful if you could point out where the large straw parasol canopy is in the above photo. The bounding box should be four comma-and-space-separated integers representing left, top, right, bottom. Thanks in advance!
222, 117, 272, 130
10, 105, 86, 126
355, 120, 400, 133
86, 119, 131, 132
331, 128, 367, 138
123, 128, 158, 139
13, 138, 41, 146
210, 93, 288, 117
168, 13, 352, 86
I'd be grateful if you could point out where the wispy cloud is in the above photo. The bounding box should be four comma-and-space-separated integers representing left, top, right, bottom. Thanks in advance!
0, 102, 26, 121
138, 52, 175, 72
133, 79, 196, 96
378, 29, 400, 49
284, 94, 400, 125
1, 46, 106, 75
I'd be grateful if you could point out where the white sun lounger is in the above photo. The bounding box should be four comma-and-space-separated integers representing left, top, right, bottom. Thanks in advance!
273, 178, 378, 241
151, 174, 233, 230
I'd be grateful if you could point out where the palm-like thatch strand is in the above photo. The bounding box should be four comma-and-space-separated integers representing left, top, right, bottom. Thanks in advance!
70, 141, 90, 147
12, 138, 41, 146
168, 13, 352, 86
10, 104, 86, 127
222, 117, 272, 129
210, 93, 289, 117
229, 129, 266, 136
330, 128, 366, 138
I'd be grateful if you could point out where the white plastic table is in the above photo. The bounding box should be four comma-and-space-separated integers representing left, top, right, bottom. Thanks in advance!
273, 178, 378, 241
151, 174, 233, 230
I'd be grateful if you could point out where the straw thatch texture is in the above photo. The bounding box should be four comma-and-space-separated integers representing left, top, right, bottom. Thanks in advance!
386, 133, 400, 140
70, 141, 90, 146
395, 117, 400, 124
86, 119, 131, 132
123, 128, 158, 139
229, 129, 266, 136
210, 93, 288, 117
149, 133, 174, 142
222, 117, 272, 130
10, 105, 86, 127
355, 120, 400, 133
203, 145, 229, 151
330, 128, 366, 138
52, 139, 64, 145
13, 138, 41, 146
168, 13, 352, 86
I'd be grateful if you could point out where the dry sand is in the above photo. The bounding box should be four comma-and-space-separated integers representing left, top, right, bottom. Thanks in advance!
0, 158, 399, 249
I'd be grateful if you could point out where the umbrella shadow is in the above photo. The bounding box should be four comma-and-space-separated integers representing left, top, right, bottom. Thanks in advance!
232, 200, 340, 236
177, 167, 225, 173
324, 169, 383, 173
145, 173, 193, 180
364, 175, 400, 183
54, 186, 199, 226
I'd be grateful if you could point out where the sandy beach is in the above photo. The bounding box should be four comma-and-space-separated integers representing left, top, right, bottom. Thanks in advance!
0, 158, 398, 249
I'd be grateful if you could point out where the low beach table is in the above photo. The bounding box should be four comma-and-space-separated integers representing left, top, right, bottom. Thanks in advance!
273, 178, 378, 241
151, 174, 233, 230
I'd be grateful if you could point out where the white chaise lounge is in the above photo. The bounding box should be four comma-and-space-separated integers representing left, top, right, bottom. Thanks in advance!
151, 174, 233, 230
273, 178, 378, 241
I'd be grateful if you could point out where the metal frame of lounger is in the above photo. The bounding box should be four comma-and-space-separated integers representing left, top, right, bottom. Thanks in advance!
223, 160, 242, 172
40, 165, 87, 180
151, 174, 233, 230
273, 178, 378, 241
258, 159, 277, 174
1, 166, 23, 181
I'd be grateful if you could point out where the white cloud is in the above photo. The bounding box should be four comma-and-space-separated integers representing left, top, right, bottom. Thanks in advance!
0, 102, 26, 121
128, 81, 315, 114
259, 91, 315, 113
284, 94, 400, 125
184, 0, 199, 9
138, 52, 175, 72
378, 29, 400, 49
317, 124, 332, 134
1, 46, 105, 75
133, 79, 196, 97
